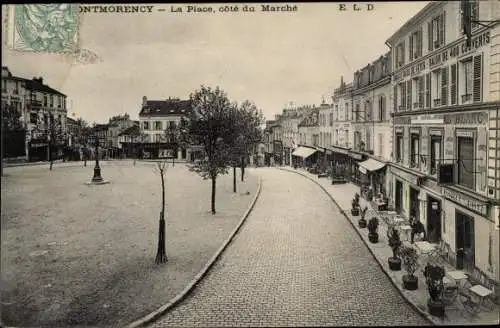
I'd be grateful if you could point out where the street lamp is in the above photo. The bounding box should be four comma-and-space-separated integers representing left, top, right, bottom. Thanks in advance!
86, 134, 109, 185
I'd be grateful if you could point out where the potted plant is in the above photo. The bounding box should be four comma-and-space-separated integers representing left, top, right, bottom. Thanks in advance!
351, 193, 360, 216
367, 217, 379, 243
358, 206, 368, 228
387, 228, 402, 271
400, 245, 419, 290
424, 263, 446, 318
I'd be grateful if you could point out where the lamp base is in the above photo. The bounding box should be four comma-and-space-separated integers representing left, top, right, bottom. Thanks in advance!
85, 180, 110, 185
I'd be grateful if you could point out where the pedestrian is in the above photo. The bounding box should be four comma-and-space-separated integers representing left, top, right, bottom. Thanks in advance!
410, 216, 426, 243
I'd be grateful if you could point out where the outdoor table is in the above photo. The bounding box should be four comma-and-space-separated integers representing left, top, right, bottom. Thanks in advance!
414, 241, 437, 254
398, 225, 412, 242
446, 270, 468, 286
392, 217, 405, 225
469, 285, 494, 309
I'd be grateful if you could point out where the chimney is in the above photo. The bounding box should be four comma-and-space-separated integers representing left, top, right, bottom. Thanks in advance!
142, 96, 147, 107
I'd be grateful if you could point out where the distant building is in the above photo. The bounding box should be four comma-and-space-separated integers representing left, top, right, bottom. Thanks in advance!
138, 96, 193, 160
1, 66, 68, 161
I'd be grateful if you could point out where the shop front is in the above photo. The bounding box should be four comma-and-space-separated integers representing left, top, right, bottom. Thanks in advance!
441, 186, 498, 290
347, 149, 367, 185
273, 140, 283, 166
291, 146, 317, 168
389, 164, 426, 219
358, 158, 387, 200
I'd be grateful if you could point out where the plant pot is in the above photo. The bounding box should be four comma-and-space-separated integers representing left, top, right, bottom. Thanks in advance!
358, 218, 367, 228
388, 257, 402, 271
351, 208, 360, 216
402, 274, 418, 290
368, 232, 379, 243
427, 298, 445, 318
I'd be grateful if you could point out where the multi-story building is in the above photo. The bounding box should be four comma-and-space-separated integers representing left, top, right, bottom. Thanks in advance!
1, 67, 68, 161
138, 96, 192, 160
117, 122, 140, 157
386, 0, 500, 289
330, 77, 354, 178
294, 106, 320, 167
350, 53, 393, 193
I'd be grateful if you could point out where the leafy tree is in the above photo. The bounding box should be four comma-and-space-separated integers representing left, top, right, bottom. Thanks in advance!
186, 86, 234, 215
108, 113, 130, 125
1, 104, 25, 175
48, 113, 65, 170
164, 117, 189, 166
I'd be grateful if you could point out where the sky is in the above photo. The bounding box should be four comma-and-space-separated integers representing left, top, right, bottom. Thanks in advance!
2, 2, 429, 123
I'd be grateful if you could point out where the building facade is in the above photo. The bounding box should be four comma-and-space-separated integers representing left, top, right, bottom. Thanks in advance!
2, 67, 68, 161
138, 96, 192, 160
387, 0, 500, 289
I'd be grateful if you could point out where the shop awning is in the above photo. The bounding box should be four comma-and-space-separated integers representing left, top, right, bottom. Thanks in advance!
292, 146, 317, 159
358, 158, 386, 174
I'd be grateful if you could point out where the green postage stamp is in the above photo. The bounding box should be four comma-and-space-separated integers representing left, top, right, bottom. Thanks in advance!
6, 4, 79, 53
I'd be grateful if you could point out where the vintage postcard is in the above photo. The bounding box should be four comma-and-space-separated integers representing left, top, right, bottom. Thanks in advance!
2, 2, 499, 328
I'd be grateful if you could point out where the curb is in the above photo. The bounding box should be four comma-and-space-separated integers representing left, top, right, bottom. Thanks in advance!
278, 167, 437, 326
124, 175, 264, 328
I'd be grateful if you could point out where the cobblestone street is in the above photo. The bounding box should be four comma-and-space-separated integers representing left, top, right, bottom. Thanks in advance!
149, 168, 430, 327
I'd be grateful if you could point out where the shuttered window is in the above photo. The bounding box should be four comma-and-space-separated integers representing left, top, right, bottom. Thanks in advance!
451, 64, 457, 105
425, 73, 431, 108
401, 83, 407, 110
419, 76, 425, 108
440, 12, 446, 47
457, 136, 474, 190
428, 21, 433, 52
407, 80, 412, 110
393, 86, 398, 112
441, 66, 449, 106
409, 34, 414, 61
473, 54, 482, 102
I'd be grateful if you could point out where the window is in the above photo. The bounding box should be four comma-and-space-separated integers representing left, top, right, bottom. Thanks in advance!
460, 1, 480, 33
378, 95, 386, 121
451, 63, 458, 105
396, 133, 404, 162
412, 78, 420, 109
430, 135, 442, 175
410, 134, 420, 168
14, 82, 19, 94
398, 82, 407, 111
366, 130, 371, 151
344, 130, 349, 147
63, 98, 66, 109
409, 28, 423, 61
425, 72, 431, 108
335, 129, 339, 145
1, 80, 6, 92
441, 66, 449, 106
432, 69, 442, 106
429, 12, 445, 51
457, 134, 474, 189
418, 76, 425, 109
460, 59, 473, 104
50, 95, 54, 107
154, 121, 162, 130
459, 55, 483, 103
364, 101, 372, 121
345, 102, 349, 120
30, 113, 38, 124
143, 121, 150, 130
329, 112, 333, 126
355, 103, 360, 121
335, 105, 339, 120
169, 121, 176, 129
43, 94, 48, 106
395, 41, 406, 68
378, 133, 383, 157
57, 97, 61, 108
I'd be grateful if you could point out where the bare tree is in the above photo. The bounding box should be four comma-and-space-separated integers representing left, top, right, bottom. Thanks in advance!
155, 160, 168, 264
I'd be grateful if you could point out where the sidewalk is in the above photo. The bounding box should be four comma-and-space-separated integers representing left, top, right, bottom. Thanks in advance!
280, 166, 499, 326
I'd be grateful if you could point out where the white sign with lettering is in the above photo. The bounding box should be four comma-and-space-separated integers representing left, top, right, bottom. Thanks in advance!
442, 188, 488, 217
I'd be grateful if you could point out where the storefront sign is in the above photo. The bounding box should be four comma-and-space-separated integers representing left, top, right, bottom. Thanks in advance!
30, 143, 48, 148
331, 146, 349, 155
393, 117, 411, 125
444, 112, 486, 125
390, 165, 421, 186
394, 31, 490, 81
442, 187, 488, 217
411, 115, 444, 125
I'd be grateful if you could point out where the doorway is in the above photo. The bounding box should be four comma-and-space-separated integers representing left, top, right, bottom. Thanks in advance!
395, 180, 403, 214
409, 187, 420, 220
427, 196, 442, 243
455, 211, 475, 271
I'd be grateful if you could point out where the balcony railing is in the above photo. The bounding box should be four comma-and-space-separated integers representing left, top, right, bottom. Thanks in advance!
461, 94, 472, 103
433, 99, 441, 106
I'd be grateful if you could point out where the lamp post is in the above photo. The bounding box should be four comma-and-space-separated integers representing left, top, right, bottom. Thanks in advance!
91, 135, 104, 183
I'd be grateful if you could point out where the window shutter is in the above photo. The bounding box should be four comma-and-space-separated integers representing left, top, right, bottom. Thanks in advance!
419, 76, 425, 108
473, 54, 482, 102
407, 80, 412, 110
418, 27, 423, 57
409, 35, 414, 61
394, 85, 398, 112
451, 63, 457, 105
425, 72, 431, 108
428, 21, 433, 52
440, 12, 446, 46
441, 66, 449, 105
402, 40, 405, 65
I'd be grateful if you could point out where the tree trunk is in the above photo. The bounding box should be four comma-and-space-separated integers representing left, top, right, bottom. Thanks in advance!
233, 166, 237, 193
211, 176, 216, 215
155, 171, 167, 264
172, 157, 175, 167
240, 157, 245, 182
49, 144, 53, 171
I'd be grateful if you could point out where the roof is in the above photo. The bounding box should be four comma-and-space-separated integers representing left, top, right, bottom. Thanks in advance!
92, 124, 109, 132
118, 125, 139, 136
139, 99, 192, 117
25, 79, 66, 97
66, 117, 77, 124
298, 108, 319, 127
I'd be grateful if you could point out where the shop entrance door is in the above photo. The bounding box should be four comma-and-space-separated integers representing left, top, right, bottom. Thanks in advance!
409, 187, 420, 220
455, 211, 475, 271
427, 196, 442, 243
395, 180, 403, 214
